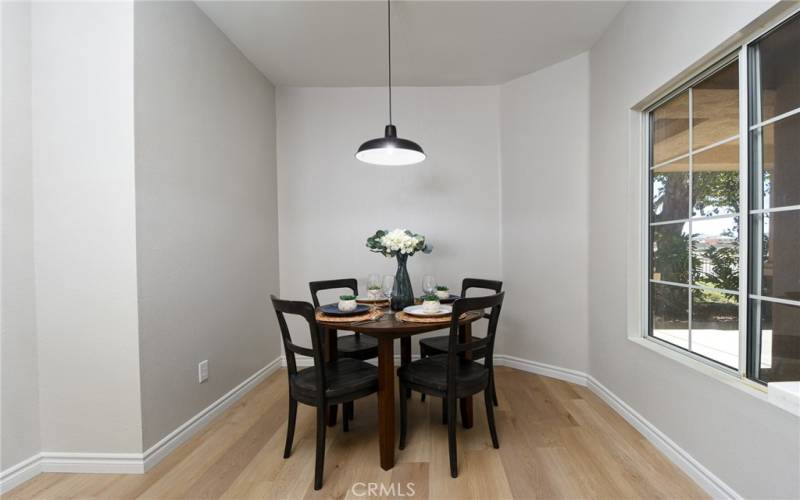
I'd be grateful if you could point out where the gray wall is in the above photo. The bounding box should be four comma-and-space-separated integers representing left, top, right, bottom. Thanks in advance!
134, 1, 281, 449
589, 2, 799, 498
32, 1, 143, 454
275, 85, 501, 349
499, 53, 590, 372
1, 0, 40, 469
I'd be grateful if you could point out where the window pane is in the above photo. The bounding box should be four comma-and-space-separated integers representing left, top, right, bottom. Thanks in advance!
756, 14, 800, 123
752, 112, 800, 210
691, 217, 739, 291
652, 158, 689, 222
692, 140, 739, 217
652, 91, 690, 165
753, 210, 800, 302
651, 222, 690, 283
692, 61, 739, 150
651, 283, 689, 349
691, 290, 739, 368
751, 300, 800, 383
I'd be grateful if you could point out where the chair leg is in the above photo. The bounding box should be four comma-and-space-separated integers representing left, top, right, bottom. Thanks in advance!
420, 347, 427, 402
441, 398, 448, 425
314, 406, 327, 490
399, 381, 408, 450
447, 395, 458, 478
342, 402, 350, 433
283, 397, 298, 458
491, 371, 499, 407
484, 387, 499, 449
348, 401, 355, 420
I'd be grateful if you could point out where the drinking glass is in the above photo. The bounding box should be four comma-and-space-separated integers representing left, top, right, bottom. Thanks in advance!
367, 273, 381, 296
381, 275, 395, 314
422, 275, 436, 296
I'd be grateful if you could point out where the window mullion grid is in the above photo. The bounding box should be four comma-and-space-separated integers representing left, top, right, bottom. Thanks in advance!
738, 44, 750, 378
688, 88, 693, 352
749, 294, 800, 308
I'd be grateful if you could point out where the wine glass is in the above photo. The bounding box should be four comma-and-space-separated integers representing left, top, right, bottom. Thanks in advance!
422, 275, 436, 296
367, 273, 381, 298
381, 275, 395, 313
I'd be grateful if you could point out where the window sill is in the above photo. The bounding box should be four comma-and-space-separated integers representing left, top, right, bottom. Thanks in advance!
768, 382, 800, 416
627, 336, 800, 417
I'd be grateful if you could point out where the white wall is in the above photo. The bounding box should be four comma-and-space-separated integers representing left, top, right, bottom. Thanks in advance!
31, 1, 143, 453
134, 1, 281, 449
276, 86, 501, 347
1, 0, 40, 469
499, 53, 590, 372
589, 2, 800, 498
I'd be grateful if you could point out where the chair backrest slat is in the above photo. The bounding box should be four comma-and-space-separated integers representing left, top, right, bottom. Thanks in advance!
460, 278, 502, 320
285, 341, 314, 358
445, 292, 505, 386
309, 278, 359, 308
452, 336, 490, 354
271, 295, 327, 402
460, 278, 503, 297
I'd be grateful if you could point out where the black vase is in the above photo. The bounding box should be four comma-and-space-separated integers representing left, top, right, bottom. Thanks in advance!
391, 253, 414, 311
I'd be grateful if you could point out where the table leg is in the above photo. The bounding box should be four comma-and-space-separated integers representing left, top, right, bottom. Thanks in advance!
377, 337, 395, 470
324, 328, 338, 427
459, 323, 474, 429
400, 337, 411, 398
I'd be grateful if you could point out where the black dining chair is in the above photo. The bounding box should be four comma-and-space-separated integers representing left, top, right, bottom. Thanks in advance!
398, 292, 505, 478
271, 295, 379, 490
418, 278, 503, 408
310, 279, 379, 422
309, 279, 379, 361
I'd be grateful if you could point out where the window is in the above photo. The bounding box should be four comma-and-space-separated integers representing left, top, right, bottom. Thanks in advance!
646, 11, 800, 384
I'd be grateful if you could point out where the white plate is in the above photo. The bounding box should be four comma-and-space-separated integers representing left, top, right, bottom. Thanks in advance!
356, 295, 389, 303
403, 304, 453, 317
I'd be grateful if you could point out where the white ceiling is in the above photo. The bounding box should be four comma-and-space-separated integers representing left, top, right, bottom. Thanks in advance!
197, 1, 625, 86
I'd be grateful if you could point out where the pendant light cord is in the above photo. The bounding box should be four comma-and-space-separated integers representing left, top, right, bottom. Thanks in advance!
387, 0, 392, 125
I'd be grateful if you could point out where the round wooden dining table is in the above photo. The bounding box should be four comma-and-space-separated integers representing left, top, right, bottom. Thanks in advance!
316, 307, 483, 471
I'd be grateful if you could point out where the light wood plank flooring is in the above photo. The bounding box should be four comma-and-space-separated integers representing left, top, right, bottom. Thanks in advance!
5, 367, 707, 499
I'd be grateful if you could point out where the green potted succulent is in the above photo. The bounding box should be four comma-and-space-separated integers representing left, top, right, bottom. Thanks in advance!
435, 285, 450, 300
367, 285, 383, 300
421, 294, 441, 314
338, 294, 357, 312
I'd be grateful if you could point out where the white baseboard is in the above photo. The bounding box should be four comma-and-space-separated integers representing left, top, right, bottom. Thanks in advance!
41, 452, 145, 474
2, 354, 739, 499
0, 455, 42, 495
0, 358, 283, 495
491, 354, 738, 499
585, 376, 741, 500
142, 356, 282, 471
494, 354, 589, 386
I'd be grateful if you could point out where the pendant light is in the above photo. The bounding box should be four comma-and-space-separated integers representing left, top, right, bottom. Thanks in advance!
356, 0, 425, 166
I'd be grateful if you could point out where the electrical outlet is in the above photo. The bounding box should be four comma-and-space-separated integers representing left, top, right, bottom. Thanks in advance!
198, 360, 209, 383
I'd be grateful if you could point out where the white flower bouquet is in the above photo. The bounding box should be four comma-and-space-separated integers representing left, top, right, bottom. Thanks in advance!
366, 229, 433, 257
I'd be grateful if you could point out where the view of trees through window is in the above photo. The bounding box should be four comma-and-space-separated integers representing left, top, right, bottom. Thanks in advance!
648, 12, 800, 383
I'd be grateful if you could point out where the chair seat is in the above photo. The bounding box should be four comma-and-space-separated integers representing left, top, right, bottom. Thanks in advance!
398, 354, 489, 397
291, 358, 378, 403
419, 335, 488, 359
337, 333, 378, 359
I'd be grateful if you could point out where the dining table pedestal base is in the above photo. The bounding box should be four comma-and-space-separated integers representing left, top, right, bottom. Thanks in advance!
316, 308, 482, 471
377, 337, 395, 470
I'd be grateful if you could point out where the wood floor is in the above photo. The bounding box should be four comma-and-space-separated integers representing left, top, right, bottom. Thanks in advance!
6, 367, 707, 500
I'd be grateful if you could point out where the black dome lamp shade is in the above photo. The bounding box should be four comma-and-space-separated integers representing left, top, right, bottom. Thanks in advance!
356, 0, 425, 166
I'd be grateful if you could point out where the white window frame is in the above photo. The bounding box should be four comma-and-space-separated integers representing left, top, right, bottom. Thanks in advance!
626, 3, 800, 402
